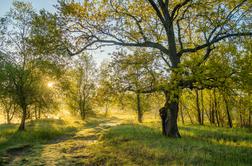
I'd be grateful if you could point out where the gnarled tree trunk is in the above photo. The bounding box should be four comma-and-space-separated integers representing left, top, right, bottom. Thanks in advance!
160, 91, 181, 138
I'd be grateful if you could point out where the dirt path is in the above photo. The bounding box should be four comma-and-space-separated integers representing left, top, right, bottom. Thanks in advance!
8, 117, 122, 166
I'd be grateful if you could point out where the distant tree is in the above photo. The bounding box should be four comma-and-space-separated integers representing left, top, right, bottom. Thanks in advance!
0, 91, 18, 124
110, 50, 159, 122
66, 53, 97, 120
96, 61, 116, 117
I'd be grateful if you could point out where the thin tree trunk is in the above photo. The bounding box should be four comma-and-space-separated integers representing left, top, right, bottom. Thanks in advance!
38, 105, 41, 119
249, 111, 251, 127
104, 102, 109, 117
184, 104, 194, 124
6, 110, 11, 124
179, 100, 185, 125
239, 110, 243, 127
195, 90, 202, 125
209, 91, 214, 124
18, 105, 27, 131
136, 93, 143, 123
35, 105, 38, 120
200, 90, 204, 125
224, 96, 232, 128
213, 89, 219, 127
188, 110, 194, 124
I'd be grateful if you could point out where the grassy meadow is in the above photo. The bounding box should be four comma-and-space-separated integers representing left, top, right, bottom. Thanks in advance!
0, 112, 251, 166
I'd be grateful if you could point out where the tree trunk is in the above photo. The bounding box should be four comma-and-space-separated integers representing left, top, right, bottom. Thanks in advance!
35, 105, 38, 120
159, 106, 167, 136
249, 111, 251, 127
200, 90, 204, 125
167, 98, 181, 138
224, 96, 232, 128
209, 92, 215, 124
6, 109, 11, 124
159, 20, 181, 138
195, 90, 202, 125
185, 105, 194, 124
160, 91, 181, 138
213, 89, 219, 126
239, 110, 243, 127
18, 105, 27, 131
136, 93, 143, 123
179, 100, 185, 125
104, 102, 109, 117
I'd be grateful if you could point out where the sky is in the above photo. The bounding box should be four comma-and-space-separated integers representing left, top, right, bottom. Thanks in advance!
0, 0, 58, 16
0, 0, 115, 66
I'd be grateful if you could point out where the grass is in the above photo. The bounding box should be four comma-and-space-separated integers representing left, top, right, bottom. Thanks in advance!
0, 114, 251, 166
0, 119, 77, 165
86, 122, 252, 166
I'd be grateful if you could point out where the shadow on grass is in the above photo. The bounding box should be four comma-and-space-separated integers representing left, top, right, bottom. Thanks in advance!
86, 124, 252, 166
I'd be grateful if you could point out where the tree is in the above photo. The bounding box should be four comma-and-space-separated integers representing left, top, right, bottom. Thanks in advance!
0, 1, 61, 130
0, 95, 17, 124
66, 53, 97, 120
109, 50, 158, 122
31, 0, 252, 137
96, 61, 116, 117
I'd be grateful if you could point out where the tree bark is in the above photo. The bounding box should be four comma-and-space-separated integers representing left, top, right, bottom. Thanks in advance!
160, 91, 181, 138
167, 97, 181, 138
159, 106, 168, 136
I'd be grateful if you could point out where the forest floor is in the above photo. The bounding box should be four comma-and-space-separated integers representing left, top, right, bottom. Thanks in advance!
0, 113, 252, 166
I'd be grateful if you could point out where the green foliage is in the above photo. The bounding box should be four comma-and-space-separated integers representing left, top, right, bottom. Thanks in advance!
29, 10, 69, 56
65, 53, 97, 119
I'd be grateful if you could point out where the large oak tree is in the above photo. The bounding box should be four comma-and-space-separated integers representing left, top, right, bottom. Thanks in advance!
31, 0, 252, 137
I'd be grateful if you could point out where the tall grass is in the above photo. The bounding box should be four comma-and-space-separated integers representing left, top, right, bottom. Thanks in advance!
86, 123, 252, 166
0, 119, 77, 153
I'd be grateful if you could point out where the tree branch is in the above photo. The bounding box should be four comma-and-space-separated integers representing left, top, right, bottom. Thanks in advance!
178, 32, 252, 56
